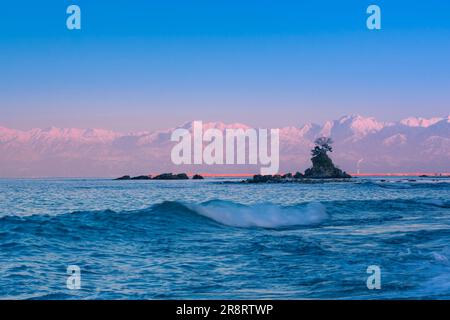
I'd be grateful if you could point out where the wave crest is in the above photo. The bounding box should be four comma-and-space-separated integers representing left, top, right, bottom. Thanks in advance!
186, 200, 328, 228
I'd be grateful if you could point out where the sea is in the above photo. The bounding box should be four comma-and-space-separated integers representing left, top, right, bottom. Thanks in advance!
0, 177, 449, 299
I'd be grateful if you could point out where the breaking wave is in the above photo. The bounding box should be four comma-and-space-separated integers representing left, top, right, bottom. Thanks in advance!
186, 200, 328, 228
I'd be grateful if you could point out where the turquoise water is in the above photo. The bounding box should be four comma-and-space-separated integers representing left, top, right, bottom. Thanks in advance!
1, 177, 450, 299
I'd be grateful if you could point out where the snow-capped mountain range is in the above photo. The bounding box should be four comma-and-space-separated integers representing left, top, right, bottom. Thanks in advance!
1, 115, 449, 177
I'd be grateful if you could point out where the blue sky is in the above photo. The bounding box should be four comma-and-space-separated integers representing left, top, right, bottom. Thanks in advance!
1, 0, 450, 131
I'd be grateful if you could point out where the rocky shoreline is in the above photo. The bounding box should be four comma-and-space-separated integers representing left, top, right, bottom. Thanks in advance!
115, 137, 353, 183
115, 173, 203, 181
242, 174, 352, 184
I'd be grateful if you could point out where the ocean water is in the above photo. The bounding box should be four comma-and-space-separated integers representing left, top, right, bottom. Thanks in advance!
0, 177, 450, 300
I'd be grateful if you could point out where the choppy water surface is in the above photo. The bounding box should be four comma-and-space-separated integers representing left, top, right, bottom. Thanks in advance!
0, 177, 449, 299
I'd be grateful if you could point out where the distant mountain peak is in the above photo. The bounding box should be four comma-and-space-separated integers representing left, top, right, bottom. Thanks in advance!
317, 115, 387, 139
338, 114, 364, 123
177, 120, 251, 131
400, 116, 444, 128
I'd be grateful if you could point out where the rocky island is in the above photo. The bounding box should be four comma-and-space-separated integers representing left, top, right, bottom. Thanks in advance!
244, 137, 351, 183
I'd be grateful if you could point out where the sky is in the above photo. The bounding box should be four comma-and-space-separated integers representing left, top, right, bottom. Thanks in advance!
1, 0, 450, 131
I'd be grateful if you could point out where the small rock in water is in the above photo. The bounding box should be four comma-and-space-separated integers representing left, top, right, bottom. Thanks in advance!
115, 175, 131, 180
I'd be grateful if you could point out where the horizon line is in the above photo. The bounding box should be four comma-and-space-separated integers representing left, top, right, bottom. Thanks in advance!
2, 172, 449, 179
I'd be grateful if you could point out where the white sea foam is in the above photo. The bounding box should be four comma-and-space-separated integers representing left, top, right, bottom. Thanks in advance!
189, 201, 328, 228
431, 252, 449, 264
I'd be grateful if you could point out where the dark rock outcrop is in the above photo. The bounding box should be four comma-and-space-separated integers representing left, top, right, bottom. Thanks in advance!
293, 172, 304, 179
131, 175, 152, 180
249, 175, 274, 183
116, 173, 190, 180
246, 174, 290, 183
303, 153, 351, 179
192, 174, 204, 180
115, 175, 131, 180
152, 173, 189, 180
